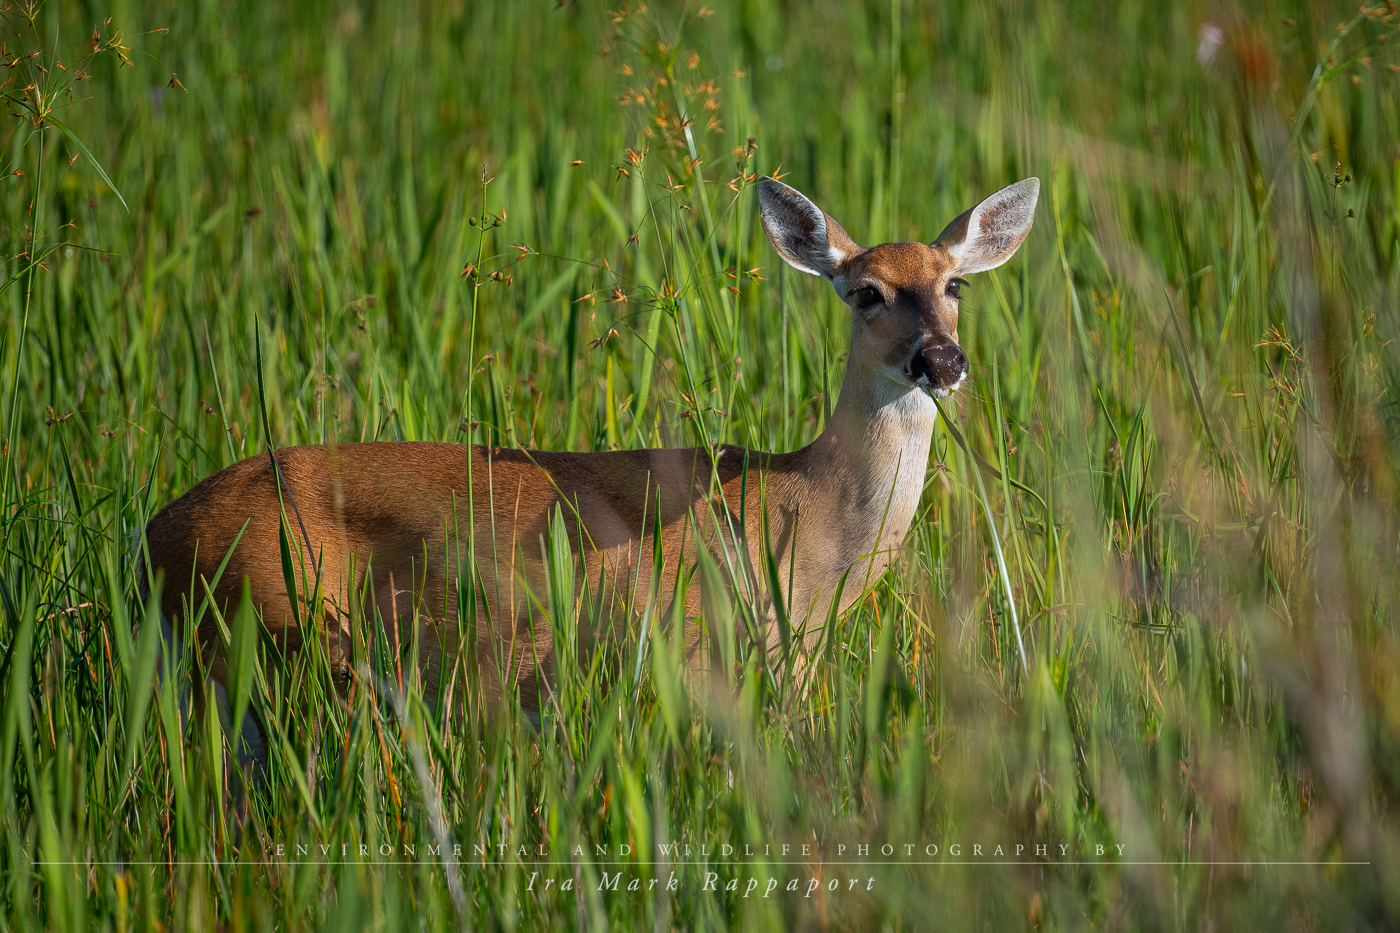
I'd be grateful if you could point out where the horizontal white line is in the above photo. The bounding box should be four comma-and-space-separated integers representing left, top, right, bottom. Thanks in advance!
32, 861, 1373, 867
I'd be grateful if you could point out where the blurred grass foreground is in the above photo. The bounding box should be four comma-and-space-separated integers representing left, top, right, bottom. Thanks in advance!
3, 0, 1400, 929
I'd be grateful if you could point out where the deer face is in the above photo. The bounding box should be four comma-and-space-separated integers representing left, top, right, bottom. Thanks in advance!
757, 176, 1039, 399
836, 241, 968, 397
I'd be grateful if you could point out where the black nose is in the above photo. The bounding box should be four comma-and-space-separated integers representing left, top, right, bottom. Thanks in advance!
909, 344, 968, 389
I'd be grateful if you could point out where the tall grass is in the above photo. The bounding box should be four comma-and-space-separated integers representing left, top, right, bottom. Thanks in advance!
2, 0, 1399, 929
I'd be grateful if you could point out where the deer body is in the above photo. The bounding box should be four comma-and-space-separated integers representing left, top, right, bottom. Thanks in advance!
146, 382, 933, 707
145, 175, 1038, 746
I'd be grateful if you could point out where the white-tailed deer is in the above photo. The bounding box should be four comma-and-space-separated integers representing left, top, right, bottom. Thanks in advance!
144, 175, 1038, 763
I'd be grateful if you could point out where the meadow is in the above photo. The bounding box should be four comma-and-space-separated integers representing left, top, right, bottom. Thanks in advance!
2, 0, 1399, 929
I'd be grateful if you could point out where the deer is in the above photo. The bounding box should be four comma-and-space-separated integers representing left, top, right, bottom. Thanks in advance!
143, 175, 1039, 771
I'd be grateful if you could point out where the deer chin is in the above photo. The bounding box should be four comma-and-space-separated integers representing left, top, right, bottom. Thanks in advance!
910, 370, 967, 400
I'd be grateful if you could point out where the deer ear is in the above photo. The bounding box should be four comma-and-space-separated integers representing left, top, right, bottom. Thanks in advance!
932, 178, 1039, 275
757, 177, 861, 279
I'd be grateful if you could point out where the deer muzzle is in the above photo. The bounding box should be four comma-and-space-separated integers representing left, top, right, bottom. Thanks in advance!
909, 343, 968, 394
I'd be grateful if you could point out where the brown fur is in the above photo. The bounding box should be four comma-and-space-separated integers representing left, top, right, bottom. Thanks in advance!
146, 420, 920, 716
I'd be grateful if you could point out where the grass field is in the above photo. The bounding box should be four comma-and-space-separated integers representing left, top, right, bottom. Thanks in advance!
3, 0, 1400, 929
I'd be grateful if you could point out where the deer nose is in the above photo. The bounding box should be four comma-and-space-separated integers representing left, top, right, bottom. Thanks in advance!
909, 344, 968, 390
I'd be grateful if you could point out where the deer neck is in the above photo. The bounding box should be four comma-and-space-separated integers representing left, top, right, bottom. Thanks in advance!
797, 353, 938, 562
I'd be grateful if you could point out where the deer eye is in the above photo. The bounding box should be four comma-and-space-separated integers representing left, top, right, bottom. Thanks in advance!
854, 286, 882, 308
947, 278, 968, 300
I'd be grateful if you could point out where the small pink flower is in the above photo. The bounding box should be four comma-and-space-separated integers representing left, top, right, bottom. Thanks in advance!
1197, 23, 1225, 65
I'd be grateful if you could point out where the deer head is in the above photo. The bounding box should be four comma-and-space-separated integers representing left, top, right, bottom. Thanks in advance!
757, 176, 1040, 400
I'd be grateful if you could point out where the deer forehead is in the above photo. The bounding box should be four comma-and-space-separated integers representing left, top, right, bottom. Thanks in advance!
839, 242, 961, 343
844, 242, 952, 289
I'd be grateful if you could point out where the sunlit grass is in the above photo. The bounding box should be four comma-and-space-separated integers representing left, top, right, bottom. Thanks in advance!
2, 0, 1399, 929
